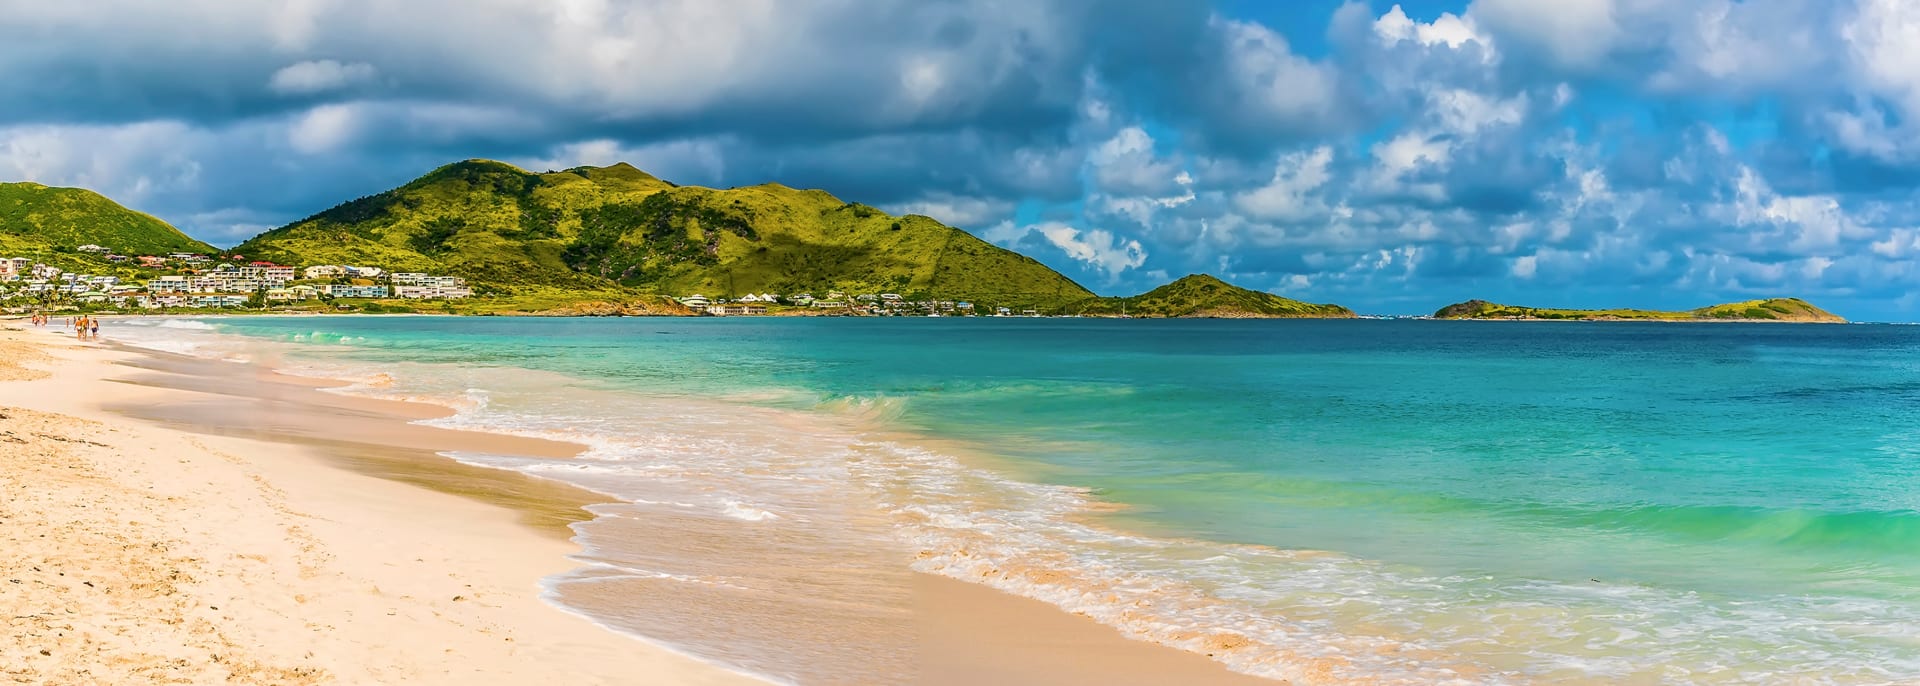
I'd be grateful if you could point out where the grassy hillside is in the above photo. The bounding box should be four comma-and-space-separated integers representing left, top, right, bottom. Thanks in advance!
1434, 298, 1845, 323
238, 160, 1092, 307
1071, 274, 1354, 318
0, 182, 216, 255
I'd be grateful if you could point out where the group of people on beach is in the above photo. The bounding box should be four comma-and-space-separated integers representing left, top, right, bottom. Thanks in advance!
68, 315, 100, 341
23, 312, 102, 341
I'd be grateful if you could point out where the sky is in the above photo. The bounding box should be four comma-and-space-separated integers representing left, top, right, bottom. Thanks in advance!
4, 1, 1920, 319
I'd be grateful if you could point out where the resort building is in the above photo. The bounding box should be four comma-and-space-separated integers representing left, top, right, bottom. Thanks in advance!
679, 294, 711, 308
191, 295, 249, 308
304, 265, 348, 279
390, 273, 463, 287
318, 284, 391, 299
393, 284, 473, 299
266, 286, 320, 302
238, 265, 296, 283
148, 276, 189, 293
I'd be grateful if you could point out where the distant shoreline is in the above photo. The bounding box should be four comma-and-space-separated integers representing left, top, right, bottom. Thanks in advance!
4, 311, 1865, 324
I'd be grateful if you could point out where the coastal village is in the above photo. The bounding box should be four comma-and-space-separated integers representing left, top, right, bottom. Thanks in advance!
675, 292, 1034, 317
0, 246, 471, 311
0, 244, 1033, 317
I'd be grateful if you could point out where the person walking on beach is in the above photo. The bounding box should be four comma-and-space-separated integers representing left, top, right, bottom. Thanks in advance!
90, 318, 100, 341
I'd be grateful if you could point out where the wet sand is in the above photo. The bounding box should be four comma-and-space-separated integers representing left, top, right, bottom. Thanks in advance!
2, 321, 1277, 684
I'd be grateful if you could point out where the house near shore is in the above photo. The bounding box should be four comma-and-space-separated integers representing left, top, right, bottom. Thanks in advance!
394, 284, 472, 299
318, 284, 390, 299
265, 285, 322, 302
190, 294, 247, 308
679, 294, 711, 308
705, 303, 767, 316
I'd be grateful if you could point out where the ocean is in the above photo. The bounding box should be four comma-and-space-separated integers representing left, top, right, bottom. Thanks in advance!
112, 316, 1920, 684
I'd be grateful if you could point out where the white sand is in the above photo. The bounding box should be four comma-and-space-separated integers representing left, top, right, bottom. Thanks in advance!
0, 324, 761, 685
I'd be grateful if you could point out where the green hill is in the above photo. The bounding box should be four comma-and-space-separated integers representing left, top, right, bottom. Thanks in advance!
0, 182, 216, 256
236, 160, 1093, 307
1433, 298, 1845, 323
1071, 274, 1354, 318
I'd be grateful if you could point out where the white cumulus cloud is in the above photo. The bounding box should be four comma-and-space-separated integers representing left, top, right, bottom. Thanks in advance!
1035, 222, 1147, 278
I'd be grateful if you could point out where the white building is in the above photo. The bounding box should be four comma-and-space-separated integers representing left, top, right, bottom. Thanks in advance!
191, 295, 248, 308
393, 273, 466, 289
319, 284, 390, 299
679, 294, 711, 308
267, 286, 320, 302
304, 265, 347, 279
238, 265, 295, 283
148, 276, 190, 293
394, 284, 473, 299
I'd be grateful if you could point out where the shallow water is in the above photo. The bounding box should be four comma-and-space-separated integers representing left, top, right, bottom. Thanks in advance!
112, 316, 1920, 683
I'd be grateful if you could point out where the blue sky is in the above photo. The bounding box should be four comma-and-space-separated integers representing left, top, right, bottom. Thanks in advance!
3, 1, 1920, 319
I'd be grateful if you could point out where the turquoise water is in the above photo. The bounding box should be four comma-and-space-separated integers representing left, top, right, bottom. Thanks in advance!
116, 317, 1920, 683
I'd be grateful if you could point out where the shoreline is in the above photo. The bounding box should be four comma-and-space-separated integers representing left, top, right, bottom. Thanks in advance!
0, 321, 1276, 684
0, 322, 766, 684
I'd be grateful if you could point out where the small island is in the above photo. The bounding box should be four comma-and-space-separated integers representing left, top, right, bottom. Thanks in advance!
1071, 274, 1354, 318
1433, 298, 1846, 323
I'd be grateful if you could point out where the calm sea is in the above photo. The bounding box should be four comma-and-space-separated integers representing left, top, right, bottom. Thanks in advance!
114, 316, 1920, 684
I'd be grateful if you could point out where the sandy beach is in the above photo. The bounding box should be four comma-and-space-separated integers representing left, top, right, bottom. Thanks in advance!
0, 320, 1274, 685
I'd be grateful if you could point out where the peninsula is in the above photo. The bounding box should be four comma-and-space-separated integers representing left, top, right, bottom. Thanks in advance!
1433, 298, 1846, 323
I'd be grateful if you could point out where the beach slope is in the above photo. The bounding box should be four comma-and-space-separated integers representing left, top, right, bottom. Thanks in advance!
0, 322, 1276, 684
0, 324, 759, 685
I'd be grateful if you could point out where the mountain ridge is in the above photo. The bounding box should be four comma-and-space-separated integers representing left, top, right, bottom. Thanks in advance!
236, 159, 1096, 308
0, 182, 217, 256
